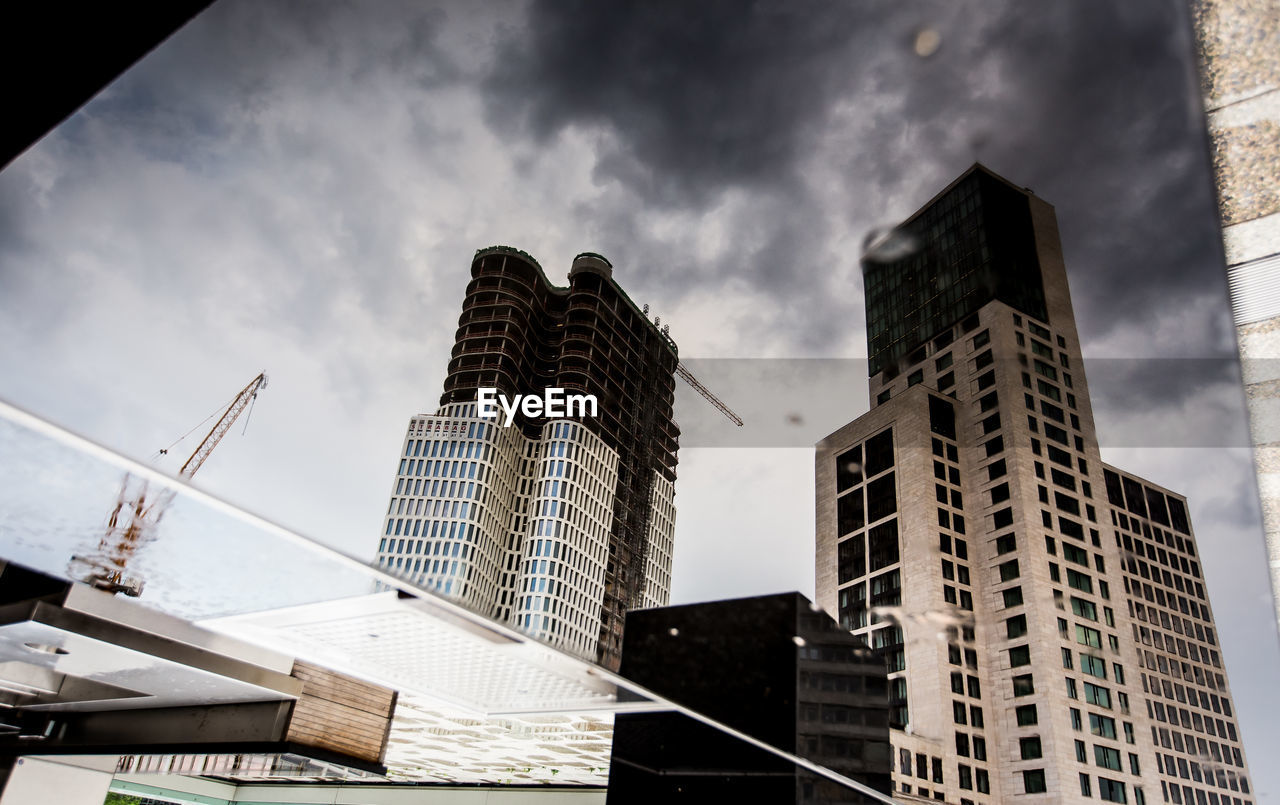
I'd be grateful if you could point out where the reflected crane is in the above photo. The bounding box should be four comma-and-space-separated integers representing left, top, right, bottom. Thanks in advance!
69, 372, 268, 596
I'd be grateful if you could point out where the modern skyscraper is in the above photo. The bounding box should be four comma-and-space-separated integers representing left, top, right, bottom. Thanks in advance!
816, 165, 1255, 805
375, 247, 679, 669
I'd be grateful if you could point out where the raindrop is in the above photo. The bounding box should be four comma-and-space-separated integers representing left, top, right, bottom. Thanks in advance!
792, 635, 807, 647
668, 627, 680, 637
862, 227, 920, 263
914, 28, 941, 58
785, 412, 804, 426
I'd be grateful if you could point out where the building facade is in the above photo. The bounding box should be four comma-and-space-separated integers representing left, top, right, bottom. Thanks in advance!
376, 247, 679, 668
816, 165, 1255, 805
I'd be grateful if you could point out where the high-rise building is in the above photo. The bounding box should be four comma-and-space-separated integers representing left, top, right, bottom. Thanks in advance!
375, 246, 679, 668
815, 165, 1255, 805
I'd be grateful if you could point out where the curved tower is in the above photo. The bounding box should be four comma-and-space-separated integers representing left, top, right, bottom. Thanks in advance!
377, 247, 679, 669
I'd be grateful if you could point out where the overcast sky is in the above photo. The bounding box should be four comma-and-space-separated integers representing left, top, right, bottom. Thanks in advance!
1, 0, 1277, 795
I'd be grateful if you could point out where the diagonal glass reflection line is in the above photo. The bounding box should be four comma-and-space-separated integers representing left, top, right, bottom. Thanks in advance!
0, 395, 902, 804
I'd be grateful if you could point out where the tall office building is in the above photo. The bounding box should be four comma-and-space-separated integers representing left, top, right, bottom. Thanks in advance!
816, 165, 1255, 805
376, 247, 679, 668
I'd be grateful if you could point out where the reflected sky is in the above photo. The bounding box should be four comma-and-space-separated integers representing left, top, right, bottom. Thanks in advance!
0, 0, 1276, 796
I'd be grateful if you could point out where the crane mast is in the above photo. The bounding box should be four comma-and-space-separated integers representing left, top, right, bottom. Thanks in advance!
70, 372, 268, 596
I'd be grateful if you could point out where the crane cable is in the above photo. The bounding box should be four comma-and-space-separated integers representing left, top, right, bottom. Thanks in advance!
150, 387, 247, 461
241, 391, 259, 436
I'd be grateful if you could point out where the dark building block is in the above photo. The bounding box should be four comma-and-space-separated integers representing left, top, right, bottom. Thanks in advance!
607, 592, 892, 804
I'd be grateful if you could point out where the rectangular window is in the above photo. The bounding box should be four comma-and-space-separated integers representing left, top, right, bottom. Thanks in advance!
1009, 645, 1031, 666
1003, 587, 1024, 607
1076, 624, 1102, 648
996, 533, 1017, 554
1048, 444, 1072, 467
1081, 654, 1107, 679
1055, 491, 1080, 515
1062, 647, 1075, 669
1090, 713, 1117, 739
1063, 542, 1089, 565
1084, 682, 1112, 709
1007, 614, 1028, 638
1034, 359, 1059, 381
1067, 568, 1093, 593
1098, 778, 1127, 803
999, 559, 1020, 581
1023, 770, 1047, 794
1013, 674, 1035, 696
867, 473, 897, 522
1071, 596, 1098, 621
1016, 704, 1038, 725
1037, 379, 1062, 401
1020, 736, 1043, 760
865, 429, 895, 476
1080, 773, 1093, 797
836, 445, 863, 491
1094, 745, 1122, 771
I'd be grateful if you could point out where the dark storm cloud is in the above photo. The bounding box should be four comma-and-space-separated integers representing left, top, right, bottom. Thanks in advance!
484, 0, 893, 206
485, 0, 1231, 357
1085, 358, 1252, 447
966, 3, 1233, 353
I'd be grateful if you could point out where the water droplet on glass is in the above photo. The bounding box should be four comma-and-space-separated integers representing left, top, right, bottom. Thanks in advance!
785, 412, 804, 426
792, 635, 807, 647
914, 28, 941, 58
862, 227, 920, 263
668, 627, 680, 637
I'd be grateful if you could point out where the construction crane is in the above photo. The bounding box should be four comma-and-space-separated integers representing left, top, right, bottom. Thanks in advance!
69, 372, 268, 597
641, 306, 743, 427
676, 362, 743, 426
